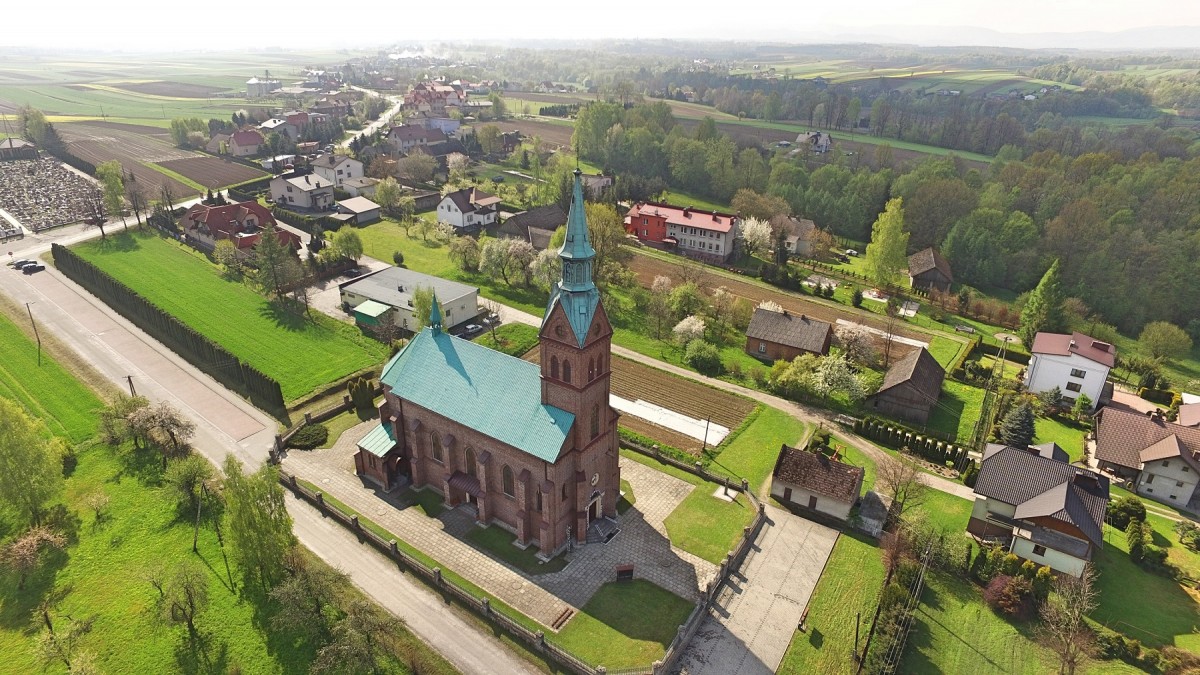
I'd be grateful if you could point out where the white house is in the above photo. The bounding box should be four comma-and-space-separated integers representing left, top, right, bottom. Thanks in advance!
339, 266, 478, 333
311, 154, 364, 189
967, 445, 1109, 578
1096, 407, 1200, 509
270, 173, 335, 211
342, 176, 380, 198
770, 444, 863, 521
336, 196, 381, 225
437, 187, 500, 230
259, 118, 299, 141
229, 130, 265, 158
1024, 332, 1115, 411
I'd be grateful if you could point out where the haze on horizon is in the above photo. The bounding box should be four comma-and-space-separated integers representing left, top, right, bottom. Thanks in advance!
6, 0, 1200, 52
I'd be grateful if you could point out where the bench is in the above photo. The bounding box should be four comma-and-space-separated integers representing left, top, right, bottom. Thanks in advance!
954, 324, 976, 334
616, 564, 634, 581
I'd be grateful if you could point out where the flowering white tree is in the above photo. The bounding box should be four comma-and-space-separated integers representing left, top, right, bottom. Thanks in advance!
758, 300, 784, 313
530, 248, 561, 289
815, 354, 867, 402
673, 315, 707, 345
741, 216, 773, 257
835, 324, 878, 367
651, 275, 673, 295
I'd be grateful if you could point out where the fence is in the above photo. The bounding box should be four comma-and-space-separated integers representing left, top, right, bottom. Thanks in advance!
276, 383, 384, 451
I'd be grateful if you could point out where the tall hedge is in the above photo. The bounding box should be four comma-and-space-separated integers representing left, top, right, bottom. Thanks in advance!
51, 244, 286, 416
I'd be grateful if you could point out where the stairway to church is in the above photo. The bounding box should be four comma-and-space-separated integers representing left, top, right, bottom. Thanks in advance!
586, 517, 620, 544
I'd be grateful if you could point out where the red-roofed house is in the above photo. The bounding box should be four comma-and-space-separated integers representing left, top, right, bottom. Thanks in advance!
229, 130, 265, 157
624, 201, 741, 263
1095, 407, 1200, 509
181, 201, 300, 256
1024, 331, 1115, 411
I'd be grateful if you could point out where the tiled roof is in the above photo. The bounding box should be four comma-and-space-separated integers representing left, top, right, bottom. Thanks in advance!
875, 347, 945, 399
280, 174, 333, 191
625, 201, 737, 234
1095, 406, 1200, 470
745, 308, 831, 354
183, 201, 277, 241
311, 153, 356, 169
388, 125, 447, 144
1178, 403, 1200, 428
908, 247, 952, 280
380, 328, 574, 463
984, 442, 1069, 463
443, 187, 498, 215
358, 421, 397, 458
773, 444, 864, 503
503, 204, 567, 235
1030, 331, 1116, 368
974, 446, 1109, 546
230, 130, 264, 146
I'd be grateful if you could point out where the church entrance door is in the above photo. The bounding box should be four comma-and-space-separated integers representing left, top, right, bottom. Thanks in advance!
587, 497, 600, 523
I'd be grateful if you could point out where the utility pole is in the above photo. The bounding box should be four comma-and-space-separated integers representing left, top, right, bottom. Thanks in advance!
25, 302, 40, 365
125, 375, 137, 397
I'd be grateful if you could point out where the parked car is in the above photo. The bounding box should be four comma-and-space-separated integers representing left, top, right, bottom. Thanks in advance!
492, 175, 505, 183
22, 264, 45, 275
482, 314, 501, 327
12, 259, 36, 269
342, 267, 362, 278
776, 141, 792, 147
464, 324, 483, 335
845, 249, 859, 257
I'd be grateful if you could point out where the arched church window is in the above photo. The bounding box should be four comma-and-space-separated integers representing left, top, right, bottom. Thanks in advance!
588, 358, 595, 381
430, 432, 443, 463
551, 355, 559, 379
465, 447, 476, 477
563, 360, 572, 384
502, 465, 515, 497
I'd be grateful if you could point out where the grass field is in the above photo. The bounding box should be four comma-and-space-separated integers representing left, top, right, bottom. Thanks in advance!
926, 379, 986, 444
778, 532, 883, 674
472, 322, 540, 357
915, 488, 973, 533
73, 231, 387, 403
0, 308, 103, 442
1033, 415, 1088, 462
708, 405, 809, 494
555, 580, 695, 669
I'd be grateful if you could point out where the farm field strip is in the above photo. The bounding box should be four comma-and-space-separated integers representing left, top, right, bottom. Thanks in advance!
73, 231, 387, 402
156, 156, 269, 189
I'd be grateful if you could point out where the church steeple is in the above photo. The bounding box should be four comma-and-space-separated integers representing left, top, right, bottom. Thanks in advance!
558, 169, 596, 293
429, 290, 443, 333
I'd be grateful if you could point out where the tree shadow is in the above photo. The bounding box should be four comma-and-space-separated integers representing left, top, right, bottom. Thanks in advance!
94, 231, 143, 253
113, 444, 166, 487
808, 627, 824, 649
235, 577, 321, 671
173, 626, 231, 675
258, 300, 311, 332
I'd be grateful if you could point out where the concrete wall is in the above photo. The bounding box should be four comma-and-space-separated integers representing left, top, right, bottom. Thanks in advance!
770, 477, 854, 520
1024, 352, 1109, 410
1011, 536, 1086, 578
1136, 459, 1200, 507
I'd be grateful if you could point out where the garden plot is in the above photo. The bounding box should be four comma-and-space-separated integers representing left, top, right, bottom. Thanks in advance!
58, 122, 197, 197
610, 395, 730, 446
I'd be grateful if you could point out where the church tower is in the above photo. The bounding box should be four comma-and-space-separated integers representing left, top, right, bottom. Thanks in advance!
539, 169, 619, 527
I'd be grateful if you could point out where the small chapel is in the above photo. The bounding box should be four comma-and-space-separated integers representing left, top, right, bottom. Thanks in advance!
353, 170, 621, 556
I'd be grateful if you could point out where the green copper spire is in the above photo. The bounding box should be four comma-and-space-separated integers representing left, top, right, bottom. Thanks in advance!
429, 290, 443, 333
558, 169, 596, 292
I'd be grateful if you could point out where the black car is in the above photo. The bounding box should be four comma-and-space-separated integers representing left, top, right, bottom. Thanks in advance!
11, 259, 35, 269
22, 264, 45, 275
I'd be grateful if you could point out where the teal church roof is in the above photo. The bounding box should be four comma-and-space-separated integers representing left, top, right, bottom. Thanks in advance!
357, 420, 397, 458
544, 169, 601, 347
380, 329, 575, 463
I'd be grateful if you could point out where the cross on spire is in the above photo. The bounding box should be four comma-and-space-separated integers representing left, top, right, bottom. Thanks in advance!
429, 290, 443, 332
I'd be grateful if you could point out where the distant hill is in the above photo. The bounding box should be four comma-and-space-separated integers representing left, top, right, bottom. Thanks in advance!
770, 25, 1200, 51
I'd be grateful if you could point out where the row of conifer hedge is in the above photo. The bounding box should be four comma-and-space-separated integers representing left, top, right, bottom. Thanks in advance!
51, 243, 286, 417
854, 415, 971, 469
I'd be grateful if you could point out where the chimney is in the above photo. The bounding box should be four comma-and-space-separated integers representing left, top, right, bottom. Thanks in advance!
683, 206, 692, 217
800, 314, 807, 321
783, 309, 790, 317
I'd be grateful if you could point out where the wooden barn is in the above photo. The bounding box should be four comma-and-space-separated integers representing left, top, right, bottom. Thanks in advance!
866, 347, 945, 425
908, 248, 953, 292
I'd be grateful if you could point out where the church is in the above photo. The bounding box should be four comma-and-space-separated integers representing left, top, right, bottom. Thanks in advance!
353, 170, 620, 556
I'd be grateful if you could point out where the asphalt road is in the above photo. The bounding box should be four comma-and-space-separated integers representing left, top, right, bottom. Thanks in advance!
0, 226, 534, 675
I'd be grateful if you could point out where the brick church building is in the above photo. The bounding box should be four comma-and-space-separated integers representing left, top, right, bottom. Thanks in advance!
353, 170, 620, 557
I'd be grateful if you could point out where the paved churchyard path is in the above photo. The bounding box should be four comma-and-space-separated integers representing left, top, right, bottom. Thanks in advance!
676, 507, 840, 675
283, 424, 718, 627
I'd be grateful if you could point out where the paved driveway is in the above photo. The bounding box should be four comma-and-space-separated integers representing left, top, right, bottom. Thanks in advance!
677, 507, 839, 675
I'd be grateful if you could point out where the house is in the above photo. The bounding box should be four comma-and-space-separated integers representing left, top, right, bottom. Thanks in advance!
411, 115, 460, 135
624, 202, 741, 264
388, 125, 448, 153
261, 154, 297, 171
796, 131, 832, 153
580, 173, 613, 199
311, 154, 364, 188
180, 200, 300, 256
437, 187, 500, 231
245, 76, 280, 98
1178, 403, 1200, 428
295, 141, 320, 155
340, 265, 478, 333
229, 130, 265, 157
270, 172, 335, 211
336, 196, 381, 225
259, 119, 299, 142
967, 445, 1109, 577
352, 171, 620, 558
1095, 407, 1200, 509
1024, 332, 1115, 411
745, 307, 832, 361
204, 133, 230, 155
866, 347, 945, 425
0, 138, 37, 161
493, 204, 566, 251
342, 176, 380, 198
772, 215, 817, 258
284, 110, 311, 131
907, 248, 953, 292
770, 444, 864, 521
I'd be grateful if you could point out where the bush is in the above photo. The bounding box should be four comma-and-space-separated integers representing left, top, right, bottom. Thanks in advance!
1175, 520, 1200, 551
684, 340, 722, 376
288, 423, 329, 450
983, 575, 1035, 619
1107, 495, 1147, 530
851, 288, 863, 308
1142, 544, 1168, 566
1126, 519, 1149, 562
879, 581, 911, 612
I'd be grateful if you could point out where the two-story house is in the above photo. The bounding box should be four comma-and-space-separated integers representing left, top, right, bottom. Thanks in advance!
180, 200, 300, 257
388, 125, 448, 154
1095, 407, 1200, 509
437, 188, 500, 231
623, 202, 741, 264
1024, 331, 1115, 411
339, 266, 478, 333
259, 118, 299, 141
311, 154, 364, 189
229, 130, 265, 157
270, 173, 335, 211
967, 444, 1109, 578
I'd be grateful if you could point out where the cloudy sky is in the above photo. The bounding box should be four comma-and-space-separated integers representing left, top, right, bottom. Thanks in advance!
4, 0, 1200, 51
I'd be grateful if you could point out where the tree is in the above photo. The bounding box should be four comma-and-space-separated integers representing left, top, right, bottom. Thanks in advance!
673, 315, 706, 345
410, 285, 442, 331
507, 239, 537, 286
668, 282, 706, 319
213, 239, 243, 277
878, 456, 928, 525
2, 526, 65, 590
150, 561, 209, 646
1072, 393, 1093, 418
269, 549, 349, 643
330, 229, 364, 262
998, 400, 1036, 450
685, 340, 722, 375
477, 124, 503, 155
222, 455, 294, 591
1039, 565, 1098, 675
741, 217, 772, 257
1019, 259, 1066, 348
815, 353, 867, 402
129, 401, 196, 468
530, 247, 561, 289
98, 393, 150, 447
0, 398, 63, 526
1139, 321, 1193, 361
731, 189, 789, 221
864, 197, 909, 291
312, 600, 407, 675
125, 179, 148, 226
95, 160, 126, 230
372, 177, 403, 217
253, 224, 302, 299
584, 202, 629, 280
34, 614, 94, 674
479, 237, 516, 285
649, 276, 673, 340
165, 454, 214, 551
448, 236, 481, 272
83, 188, 108, 240
396, 154, 436, 182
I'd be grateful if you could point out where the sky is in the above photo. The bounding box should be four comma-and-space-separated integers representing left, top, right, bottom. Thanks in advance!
4, 0, 1200, 51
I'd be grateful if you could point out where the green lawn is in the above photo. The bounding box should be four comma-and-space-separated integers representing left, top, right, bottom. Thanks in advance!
901, 572, 1054, 674
707, 405, 809, 493
778, 532, 884, 674
827, 434, 877, 494
925, 379, 986, 444
319, 407, 377, 448
0, 309, 102, 442
73, 231, 387, 403
618, 479, 636, 514
473, 322, 540, 357
1034, 415, 1088, 462
555, 580, 695, 670
465, 525, 568, 574
915, 489, 973, 533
